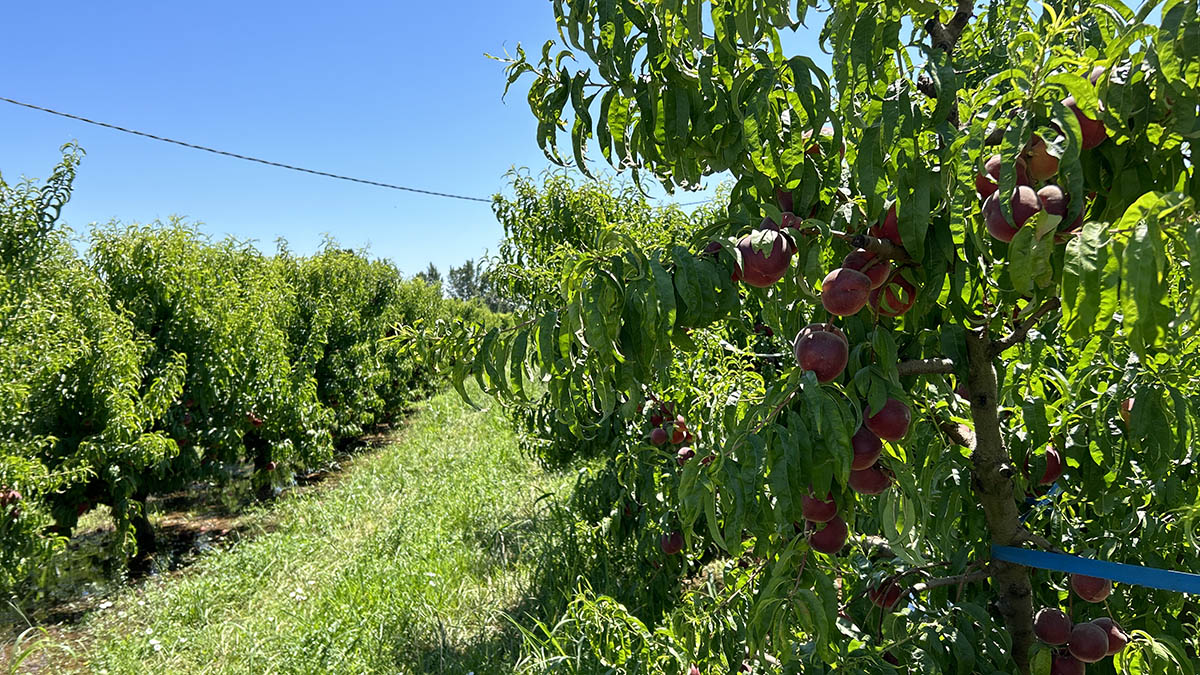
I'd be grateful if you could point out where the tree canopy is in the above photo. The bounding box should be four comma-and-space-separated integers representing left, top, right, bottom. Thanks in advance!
412, 0, 1200, 671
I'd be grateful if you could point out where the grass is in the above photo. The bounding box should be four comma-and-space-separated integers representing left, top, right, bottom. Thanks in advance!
12, 388, 578, 674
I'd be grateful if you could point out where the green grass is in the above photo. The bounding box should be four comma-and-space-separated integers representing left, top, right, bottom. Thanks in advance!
21, 389, 578, 674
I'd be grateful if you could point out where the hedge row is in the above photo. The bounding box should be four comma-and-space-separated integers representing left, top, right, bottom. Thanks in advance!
0, 148, 501, 597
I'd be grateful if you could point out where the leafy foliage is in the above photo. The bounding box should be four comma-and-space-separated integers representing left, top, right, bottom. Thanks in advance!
423, 0, 1200, 670
0, 149, 502, 602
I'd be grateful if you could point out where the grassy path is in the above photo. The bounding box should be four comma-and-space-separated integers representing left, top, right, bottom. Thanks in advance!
20, 390, 574, 674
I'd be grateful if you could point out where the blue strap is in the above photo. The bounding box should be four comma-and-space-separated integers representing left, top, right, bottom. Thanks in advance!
992, 546, 1200, 595
1020, 483, 1062, 523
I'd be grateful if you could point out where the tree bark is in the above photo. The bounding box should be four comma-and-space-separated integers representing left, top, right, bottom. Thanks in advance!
965, 328, 1034, 674
128, 492, 157, 575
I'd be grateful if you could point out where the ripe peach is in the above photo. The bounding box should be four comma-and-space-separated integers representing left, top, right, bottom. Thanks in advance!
1034, 608, 1073, 645
1064, 96, 1108, 149
868, 275, 917, 318
1090, 617, 1128, 656
802, 127, 845, 159
849, 464, 891, 495
650, 428, 669, 446
868, 582, 903, 610
864, 398, 911, 441
982, 185, 1042, 243
660, 531, 684, 555
735, 229, 795, 287
779, 211, 802, 230
821, 268, 872, 316
842, 249, 891, 289
776, 187, 794, 214
808, 515, 848, 554
676, 447, 695, 466
977, 154, 1032, 198
851, 426, 883, 471
1071, 574, 1112, 603
1026, 134, 1060, 182
1038, 184, 1070, 224
671, 416, 687, 444
801, 491, 838, 524
1040, 446, 1063, 485
869, 206, 903, 246
794, 323, 850, 383
1068, 622, 1109, 663
868, 578, 902, 610
1119, 397, 1134, 426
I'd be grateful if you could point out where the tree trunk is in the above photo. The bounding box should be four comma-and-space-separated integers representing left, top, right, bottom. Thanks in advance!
965, 329, 1035, 674
248, 433, 275, 501
128, 493, 157, 575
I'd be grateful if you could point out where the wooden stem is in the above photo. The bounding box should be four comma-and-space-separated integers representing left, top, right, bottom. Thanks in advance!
966, 328, 1034, 674
896, 358, 956, 377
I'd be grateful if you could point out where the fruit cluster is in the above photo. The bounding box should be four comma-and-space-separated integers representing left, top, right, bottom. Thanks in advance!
1034, 574, 1126, 672
793, 395, 912, 556
977, 67, 1107, 244
645, 402, 696, 462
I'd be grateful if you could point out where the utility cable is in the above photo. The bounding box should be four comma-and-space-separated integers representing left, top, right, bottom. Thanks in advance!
0, 95, 493, 203
1, 95, 716, 207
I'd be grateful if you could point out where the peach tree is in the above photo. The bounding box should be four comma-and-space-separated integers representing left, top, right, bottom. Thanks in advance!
415, 0, 1200, 671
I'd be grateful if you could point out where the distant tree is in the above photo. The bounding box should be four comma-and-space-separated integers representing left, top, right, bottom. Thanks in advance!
415, 262, 441, 286
448, 259, 517, 313
447, 260, 481, 301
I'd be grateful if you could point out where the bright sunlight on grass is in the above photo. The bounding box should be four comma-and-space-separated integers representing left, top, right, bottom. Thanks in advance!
22, 388, 575, 674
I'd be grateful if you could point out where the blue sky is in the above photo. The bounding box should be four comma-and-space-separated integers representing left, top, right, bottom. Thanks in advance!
1, 2, 825, 276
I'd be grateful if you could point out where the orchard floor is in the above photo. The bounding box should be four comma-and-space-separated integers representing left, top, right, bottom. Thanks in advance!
5, 389, 578, 674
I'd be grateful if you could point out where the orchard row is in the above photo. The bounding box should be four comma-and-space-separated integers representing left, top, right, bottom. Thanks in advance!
0, 151, 503, 597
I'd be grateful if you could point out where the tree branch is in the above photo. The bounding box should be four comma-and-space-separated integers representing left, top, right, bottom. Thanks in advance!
897, 358, 956, 377
907, 567, 992, 596
1015, 527, 1065, 555
856, 534, 896, 558
847, 232, 910, 262
939, 420, 975, 448
925, 0, 975, 52
991, 297, 1061, 356
791, 228, 912, 263
916, 74, 939, 99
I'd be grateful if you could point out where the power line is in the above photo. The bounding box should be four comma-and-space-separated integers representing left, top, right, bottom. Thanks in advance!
0, 95, 716, 208
0, 95, 494, 203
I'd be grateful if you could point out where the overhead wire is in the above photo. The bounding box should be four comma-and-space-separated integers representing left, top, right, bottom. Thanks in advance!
0, 95, 716, 207
0, 96, 492, 202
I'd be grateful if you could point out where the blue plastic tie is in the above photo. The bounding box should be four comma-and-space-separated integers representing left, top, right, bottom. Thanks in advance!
991, 546, 1200, 595
1019, 483, 1062, 523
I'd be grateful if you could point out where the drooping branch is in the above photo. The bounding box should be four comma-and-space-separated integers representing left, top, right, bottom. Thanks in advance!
896, 357, 956, 377
991, 297, 1062, 356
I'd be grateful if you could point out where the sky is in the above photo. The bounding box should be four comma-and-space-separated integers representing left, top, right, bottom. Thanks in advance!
0, 2, 826, 277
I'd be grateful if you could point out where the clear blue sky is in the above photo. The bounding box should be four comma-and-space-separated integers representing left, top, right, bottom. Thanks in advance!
0, 2, 825, 276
